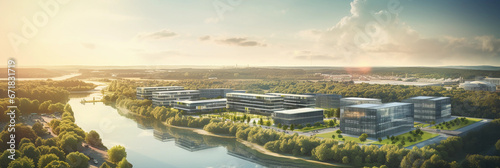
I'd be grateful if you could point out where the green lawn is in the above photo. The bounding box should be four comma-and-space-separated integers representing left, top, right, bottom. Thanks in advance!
316, 132, 374, 144
430, 118, 482, 130
372, 131, 439, 147
294, 125, 329, 132
414, 122, 430, 128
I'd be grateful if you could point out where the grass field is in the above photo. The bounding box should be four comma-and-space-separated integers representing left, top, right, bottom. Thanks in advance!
372, 131, 439, 147
430, 118, 482, 130
294, 125, 328, 132
414, 122, 430, 128
316, 132, 374, 144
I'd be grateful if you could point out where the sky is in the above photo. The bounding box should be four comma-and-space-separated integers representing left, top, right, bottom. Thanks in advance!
1, 0, 500, 67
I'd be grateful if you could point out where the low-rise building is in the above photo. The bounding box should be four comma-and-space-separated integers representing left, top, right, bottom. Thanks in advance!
226, 93, 284, 115
199, 89, 246, 98
315, 94, 342, 109
152, 90, 200, 107
340, 102, 414, 138
173, 98, 227, 113
273, 108, 324, 126
136, 86, 184, 100
265, 93, 315, 109
459, 81, 496, 92
402, 96, 451, 122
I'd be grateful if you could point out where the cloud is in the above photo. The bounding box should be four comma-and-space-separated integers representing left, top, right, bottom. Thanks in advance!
306, 0, 500, 65
136, 29, 178, 40
216, 37, 267, 47
199, 35, 210, 41
81, 43, 96, 49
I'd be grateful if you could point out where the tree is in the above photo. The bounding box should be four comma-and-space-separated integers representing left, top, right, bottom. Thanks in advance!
65, 152, 89, 168
44, 160, 70, 168
108, 145, 127, 163
282, 125, 288, 131
59, 134, 80, 154
290, 124, 295, 131
496, 139, 500, 151
331, 135, 336, 139
100, 162, 112, 168
342, 156, 349, 164
314, 122, 321, 127
338, 134, 343, 139
378, 138, 382, 142
306, 123, 312, 127
20, 143, 41, 164
359, 133, 368, 142
1, 150, 21, 168
85, 130, 104, 148
117, 158, 133, 168
265, 120, 271, 126
336, 130, 342, 134
38, 154, 59, 168
328, 120, 335, 127
7, 156, 34, 168
277, 123, 282, 128
259, 118, 264, 125
32, 122, 47, 136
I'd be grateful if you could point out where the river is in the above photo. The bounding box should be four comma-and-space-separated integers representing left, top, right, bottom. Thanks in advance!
68, 82, 333, 168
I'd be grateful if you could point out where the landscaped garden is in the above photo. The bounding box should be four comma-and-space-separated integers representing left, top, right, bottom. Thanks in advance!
372, 129, 439, 147
316, 130, 374, 144
430, 117, 482, 130
414, 122, 430, 128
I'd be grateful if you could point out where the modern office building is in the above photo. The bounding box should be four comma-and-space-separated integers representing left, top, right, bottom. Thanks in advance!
459, 81, 496, 92
315, 94, 342, 109
340, 97, 382, 112
340, 102, 414, 138
136, 86, 184, 100
273, 108, 324, 126
173, 99, 227, 113
199, 89, 246, 98
402, 96, 451, 122
483, 78, 500, 90
152, 90, 200, 107
265, 93, 316, 109
226, 93, 284, 115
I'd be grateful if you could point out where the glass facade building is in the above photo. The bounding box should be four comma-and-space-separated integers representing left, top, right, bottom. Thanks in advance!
340, 102, 414, 138
173, 98, 227, 113
265, 93, 316, 109
340, 97, 382, 112
226, 93, 284, 115
136, 86, 184, 100
273, 108, 324, 126
402, 96, 451, 122
199, 89, 246, 98
152, 90, 200, 107
315, 94, 342, 109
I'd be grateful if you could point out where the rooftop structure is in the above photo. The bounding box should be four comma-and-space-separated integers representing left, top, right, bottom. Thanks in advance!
459, 81, 496, 92
136, 86, 184, 100
266, 93, 316, 109
173, 98, 227, 113
226, 93, 284, 115
152, 90, 200, 107
273, 108, 324, 126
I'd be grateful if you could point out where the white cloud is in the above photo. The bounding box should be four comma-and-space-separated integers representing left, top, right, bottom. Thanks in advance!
136, 29, 178, 40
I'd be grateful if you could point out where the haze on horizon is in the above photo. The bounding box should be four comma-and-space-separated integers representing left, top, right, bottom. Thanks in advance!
1, 0, 500, 67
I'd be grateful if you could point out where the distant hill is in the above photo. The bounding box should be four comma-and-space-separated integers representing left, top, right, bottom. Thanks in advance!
441, 65, 500, 71
0, 68, 64, 78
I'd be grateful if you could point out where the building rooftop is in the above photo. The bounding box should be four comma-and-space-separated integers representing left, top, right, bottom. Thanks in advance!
274, 108, 323, 114
348, 102, 412, 109
342, 97, 380, 101
155, 90, 199, 93
227, 93, 280, 98
175, 98, 226, 104
137, 86, 183, 89
266, 93, 315, 97
406, 96, 449, 101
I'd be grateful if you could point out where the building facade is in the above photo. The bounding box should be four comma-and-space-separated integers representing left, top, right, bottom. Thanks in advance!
340, 102, 414, 138
136, 86, 184, 100
315, 94, 342, 109
265, 93, 316, 109
402, 96, 451, 122
152, 90, 200, 107
340, 97, 382, 112
199, 89, 245, 98
173, 98, 227, 113
273, 108, 324, 126
226, 93, 284, 115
